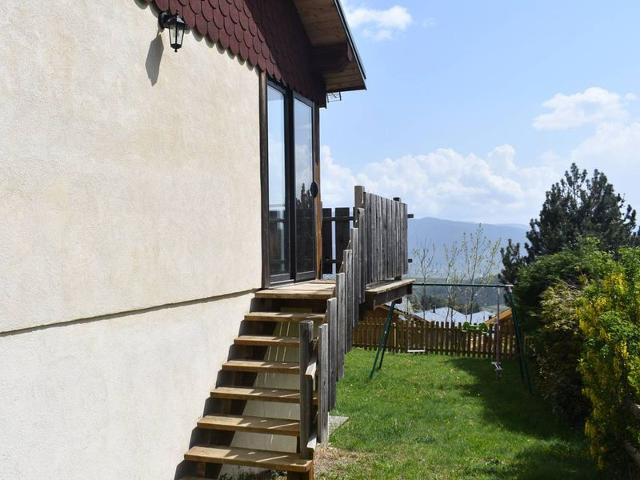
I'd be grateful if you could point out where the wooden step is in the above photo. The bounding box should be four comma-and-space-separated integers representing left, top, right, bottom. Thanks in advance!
222, 360, 299, 374
235, 335, 300, 347
211, 386, 301, 403
255, 288, 334, 300
197, 414, 299, 436
185, 445, 313, 472
244, 312, 324, 322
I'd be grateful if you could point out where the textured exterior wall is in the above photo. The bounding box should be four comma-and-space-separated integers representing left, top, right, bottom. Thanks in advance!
0, 1, 265, 477
0, 292, 254, 480
0, 0, 262, 333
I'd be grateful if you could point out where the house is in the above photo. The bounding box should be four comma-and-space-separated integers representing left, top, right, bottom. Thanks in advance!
1, 1, 412, 479
413, 307, 493, 324
485, 308, 513, 327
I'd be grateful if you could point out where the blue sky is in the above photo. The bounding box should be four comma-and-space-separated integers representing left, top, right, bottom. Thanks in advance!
321, 1, 640, 224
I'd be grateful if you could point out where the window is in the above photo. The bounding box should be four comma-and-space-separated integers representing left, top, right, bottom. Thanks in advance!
264, 81, 317, 284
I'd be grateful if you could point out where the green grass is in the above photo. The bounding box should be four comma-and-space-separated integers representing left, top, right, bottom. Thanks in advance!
322, 349, 601, 480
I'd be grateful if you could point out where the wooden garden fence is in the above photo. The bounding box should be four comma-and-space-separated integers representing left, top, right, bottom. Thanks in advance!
353, 313, 524, 359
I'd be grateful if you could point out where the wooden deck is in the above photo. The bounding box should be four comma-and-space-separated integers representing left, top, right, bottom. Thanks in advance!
255, 278, 413, 306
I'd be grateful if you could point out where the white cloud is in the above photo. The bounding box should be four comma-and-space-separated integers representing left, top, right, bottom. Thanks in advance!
343, 2, 412, 41
568, 121, 640, 205
321, 145, 560, 224
321, 87, 640, 226
535, 87, 640, 209
533, 87, 631, 130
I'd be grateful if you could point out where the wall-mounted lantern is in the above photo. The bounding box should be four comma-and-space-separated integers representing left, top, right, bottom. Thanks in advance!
158, 11, 186, 52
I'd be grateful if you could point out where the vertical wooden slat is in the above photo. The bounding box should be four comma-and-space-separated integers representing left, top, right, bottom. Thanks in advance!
335, 207, 350, 271
299, 320, 313, 458
378, 195, 383, 281
327, 297, 338, 410
358, 207, 366, 301
318, 323, 329, 445
367, 193, 372, 284
344, 249, 353, 350
352, 228, 360, 308
402, 202, 408, 274
322, 208, 333, 275
336, 272, 346, 379
354, 186, 366, 291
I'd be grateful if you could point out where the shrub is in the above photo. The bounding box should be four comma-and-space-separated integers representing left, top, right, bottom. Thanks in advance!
513, 239, 615, 424
577, 248, 640, 474
538, 282, 587, 423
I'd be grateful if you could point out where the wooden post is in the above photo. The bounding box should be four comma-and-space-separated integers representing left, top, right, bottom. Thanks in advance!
318, 323, 329, 444
336, 272, 346, 379
321, 208, 333, 275
335, 207, 351, 271
357, 207, 366, 302
299, 320, 314, 459
327, 297, 338, 410
344, 248, 353, 350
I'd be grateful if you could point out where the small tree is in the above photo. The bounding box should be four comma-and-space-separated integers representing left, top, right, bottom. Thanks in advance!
412, 240, 437, 318
502, 164, 637, 282
461, 225, 501, 321
443, 241, 463, 322
499, 239, 524, 285
527, 163, 636, 261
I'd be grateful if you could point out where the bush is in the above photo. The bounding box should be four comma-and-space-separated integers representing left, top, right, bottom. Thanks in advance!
513, 239, 615, 424
577, 248, 640, 474
538, 282, 587, 423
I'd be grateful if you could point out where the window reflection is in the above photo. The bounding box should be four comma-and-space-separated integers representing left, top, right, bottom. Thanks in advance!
267, 86, 289, 276
294, 98, 314, 275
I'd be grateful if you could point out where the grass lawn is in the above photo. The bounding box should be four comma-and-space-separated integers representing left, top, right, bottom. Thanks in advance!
320, 349, 601, 480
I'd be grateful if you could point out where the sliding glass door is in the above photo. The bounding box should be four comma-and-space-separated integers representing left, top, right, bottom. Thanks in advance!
267, 84, 290, 282
265, 82, 316, 284
293, 96, 316, 281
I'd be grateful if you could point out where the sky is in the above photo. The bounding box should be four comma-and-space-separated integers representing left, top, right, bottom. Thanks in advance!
320, 1, 640, 225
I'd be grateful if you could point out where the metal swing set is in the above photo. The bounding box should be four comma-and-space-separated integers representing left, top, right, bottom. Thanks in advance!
369, 282, 533, 394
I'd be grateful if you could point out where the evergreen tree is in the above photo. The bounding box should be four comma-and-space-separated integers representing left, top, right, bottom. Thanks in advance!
525, 164, 636, 261
499, 239, 524, 285
501, 164, 637, 280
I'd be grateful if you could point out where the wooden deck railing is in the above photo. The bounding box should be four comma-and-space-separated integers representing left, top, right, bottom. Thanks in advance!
301, 186, 410, 451
322, 186, 410, 280
355, 186, 409, 284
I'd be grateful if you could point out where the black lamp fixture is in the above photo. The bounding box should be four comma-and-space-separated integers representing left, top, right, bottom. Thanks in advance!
158, 11, 186, 52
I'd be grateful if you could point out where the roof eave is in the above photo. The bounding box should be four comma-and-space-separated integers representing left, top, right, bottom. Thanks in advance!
332, 0, 367, 90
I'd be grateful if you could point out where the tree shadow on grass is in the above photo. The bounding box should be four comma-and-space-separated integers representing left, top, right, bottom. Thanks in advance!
448, 357, 582, 440
429, 357, 602, 480
460, 442, 603, 480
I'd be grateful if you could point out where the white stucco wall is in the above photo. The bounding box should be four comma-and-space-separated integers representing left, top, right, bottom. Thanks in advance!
1, 1, 265, 478
0, 0, 261, 333
0, 292, 254, 480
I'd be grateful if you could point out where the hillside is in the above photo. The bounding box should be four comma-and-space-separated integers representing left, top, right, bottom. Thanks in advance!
408, 216, 527, 274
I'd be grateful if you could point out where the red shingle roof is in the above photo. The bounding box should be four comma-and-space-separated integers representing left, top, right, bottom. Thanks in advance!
153, 0, 326, 104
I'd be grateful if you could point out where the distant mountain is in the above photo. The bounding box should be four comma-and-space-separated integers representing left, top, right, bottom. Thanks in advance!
408, 217, 527, 275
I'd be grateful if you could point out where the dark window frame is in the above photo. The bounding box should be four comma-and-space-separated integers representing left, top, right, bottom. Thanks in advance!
261, 74, 318, 286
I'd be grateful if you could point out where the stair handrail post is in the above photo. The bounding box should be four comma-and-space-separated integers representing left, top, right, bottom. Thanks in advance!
317, 322, 329, 444
298, 320, 315, 459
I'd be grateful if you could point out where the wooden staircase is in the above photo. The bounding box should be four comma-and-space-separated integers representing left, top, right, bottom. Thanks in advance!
179, 285, 334, 480
177, 187, 413, 479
